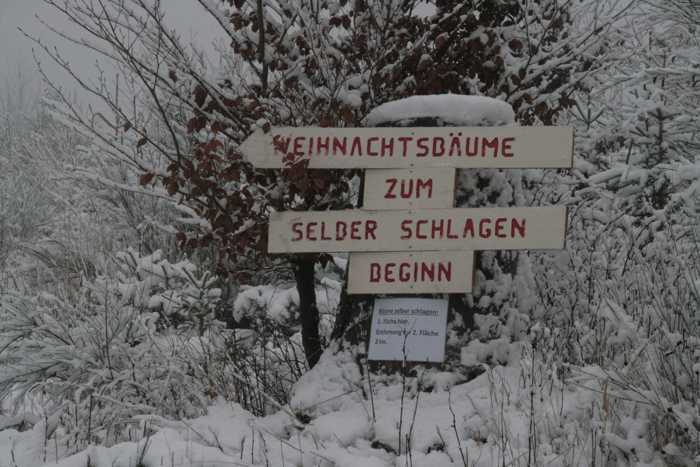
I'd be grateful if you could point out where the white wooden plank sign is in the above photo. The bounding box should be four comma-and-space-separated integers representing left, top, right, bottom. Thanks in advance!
240, 126, 573, 169
363, 168, 455, 210
347, 250, 473, 294
268, 206, 566, 253
368, 297, 449, 362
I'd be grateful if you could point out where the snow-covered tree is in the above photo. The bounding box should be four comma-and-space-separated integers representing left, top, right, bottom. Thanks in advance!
332, 0, 631, 350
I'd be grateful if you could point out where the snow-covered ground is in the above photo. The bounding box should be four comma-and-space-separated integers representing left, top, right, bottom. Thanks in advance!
2, 343, 689, 467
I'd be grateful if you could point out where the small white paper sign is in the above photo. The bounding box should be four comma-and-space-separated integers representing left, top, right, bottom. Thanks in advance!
368, 298, 449, 362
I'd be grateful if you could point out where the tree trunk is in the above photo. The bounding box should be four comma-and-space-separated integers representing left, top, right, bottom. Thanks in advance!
294, 257, 322, 368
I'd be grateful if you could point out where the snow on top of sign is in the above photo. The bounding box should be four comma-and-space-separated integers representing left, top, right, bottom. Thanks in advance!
365, 94, 515, 127
413, 1, 437, 17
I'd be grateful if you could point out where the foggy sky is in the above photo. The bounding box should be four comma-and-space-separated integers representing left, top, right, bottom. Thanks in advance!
0, 1, 223, 102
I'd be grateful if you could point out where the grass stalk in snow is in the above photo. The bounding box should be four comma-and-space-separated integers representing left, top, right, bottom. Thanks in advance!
134, 423, 152, 467
405, 384, 421, 467
366, 360, 376, 424
527, 341, 537, 467
397, 328, 411, 456
448, 389, 468, 467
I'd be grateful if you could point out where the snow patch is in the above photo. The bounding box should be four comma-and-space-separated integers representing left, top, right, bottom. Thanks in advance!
365, 94, 515, 127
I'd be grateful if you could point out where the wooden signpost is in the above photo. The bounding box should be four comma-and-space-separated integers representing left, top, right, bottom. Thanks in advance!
362, 168, 456, 210
347, 250, 474, 294
242, 114, 573, 363
267, 206, 567, 253
239, 126, 574, 169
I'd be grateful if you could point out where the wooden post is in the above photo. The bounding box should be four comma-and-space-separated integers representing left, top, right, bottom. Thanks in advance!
330, 115, 473, 352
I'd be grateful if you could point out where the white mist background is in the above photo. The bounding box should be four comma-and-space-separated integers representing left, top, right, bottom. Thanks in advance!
0, 0, 222, 103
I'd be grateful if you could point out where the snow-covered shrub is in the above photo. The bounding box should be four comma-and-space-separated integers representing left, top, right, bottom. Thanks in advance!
223, 279, 342, 415
114, 249, 222, 332
233, 277, 340, 339
530, 205, 700, 463
0, 246, 340, 463
0, 249, 226, 454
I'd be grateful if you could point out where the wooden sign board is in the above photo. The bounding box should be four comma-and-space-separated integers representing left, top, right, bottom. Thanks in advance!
363, 168, 455, 210
368, 297, 449, 362
241, 126, 573, 169
268, 206, 566, 253
347, 250, 473, 294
